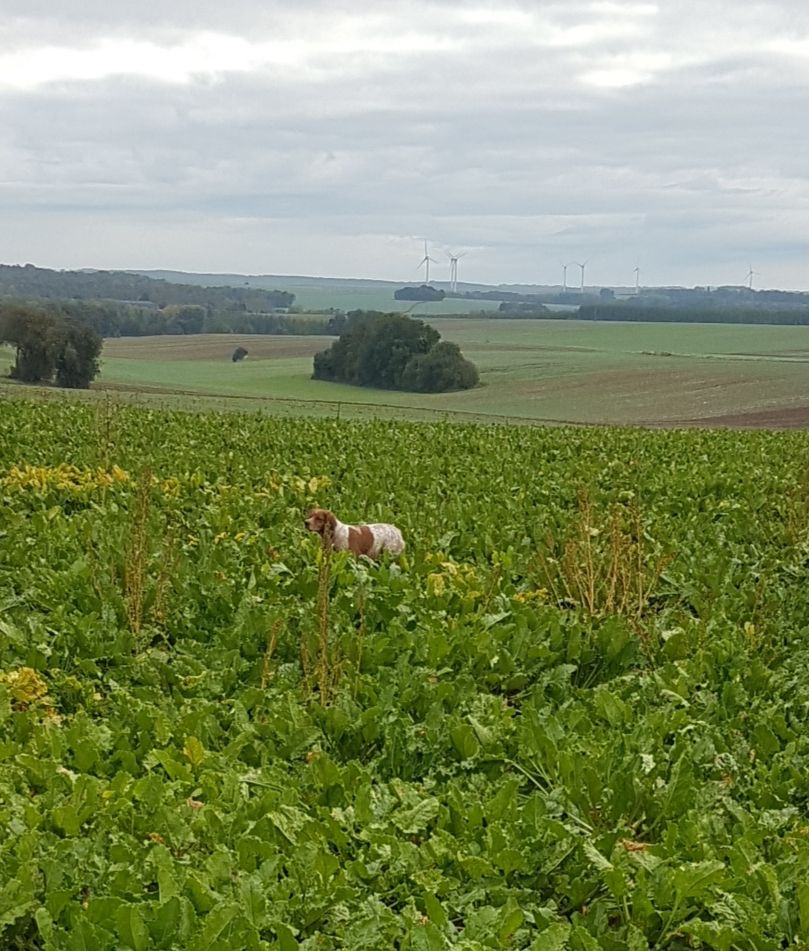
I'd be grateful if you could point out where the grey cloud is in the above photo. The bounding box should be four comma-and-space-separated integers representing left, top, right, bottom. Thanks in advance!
0, 1, 808, 286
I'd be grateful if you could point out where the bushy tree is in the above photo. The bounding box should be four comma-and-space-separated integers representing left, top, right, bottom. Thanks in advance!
0, 305, 102, 388
313, 311, 478, 393
54, 321, 102, 388
0, 305, 62, 382
401, 340, 479, 392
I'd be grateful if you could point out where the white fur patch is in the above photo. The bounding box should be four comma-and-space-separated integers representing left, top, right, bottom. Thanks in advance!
330, 517, 405, 558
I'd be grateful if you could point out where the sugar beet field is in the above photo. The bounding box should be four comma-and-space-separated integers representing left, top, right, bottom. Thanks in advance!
3, 400, 809, 949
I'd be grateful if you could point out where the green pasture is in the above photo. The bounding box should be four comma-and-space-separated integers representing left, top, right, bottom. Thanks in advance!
4, 319, 809, 425
287, 284, 503, 315
83, 319, 809, 426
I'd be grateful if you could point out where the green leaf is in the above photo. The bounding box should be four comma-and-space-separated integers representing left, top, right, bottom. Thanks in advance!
238, 875, 267, 929
422, 893, 448, 929
450, 723, 479, 760
189, 902, 241, 951
115, 903, 149, 951
583, 840, 613, 872
394, 797, 439, 835
530, 922, 571, 950
273, 921, 299, 951
498, 899, 524, 943
570, 925, 602, 951
798, 881, 809, 937
149, 897, 182, 948
183, 736, 206, 768
52, 803, 82, 837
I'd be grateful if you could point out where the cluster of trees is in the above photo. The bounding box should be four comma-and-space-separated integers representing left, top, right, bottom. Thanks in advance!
2, 297, 334, 339
394, 285, 446, 301
313, 312, 478, 393
0, 305, 102, 388
0, 263, 294, 311
497, 301, 551, 317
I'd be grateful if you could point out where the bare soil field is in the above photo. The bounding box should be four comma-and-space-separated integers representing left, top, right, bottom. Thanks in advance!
103, 335, 330, 361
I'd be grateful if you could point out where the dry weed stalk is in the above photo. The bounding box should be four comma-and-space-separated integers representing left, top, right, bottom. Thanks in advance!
261, 618, 283, 690
352, 589, 366, 699
124, 468, 152, 635
150, 515, 178, 626
535, 489, 671, 640
785, 459, 809, 547
301, 522, 343, 705
94, 393, 118, 471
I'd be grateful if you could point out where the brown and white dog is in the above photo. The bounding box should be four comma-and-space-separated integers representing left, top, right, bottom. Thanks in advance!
304, 508, 405, 559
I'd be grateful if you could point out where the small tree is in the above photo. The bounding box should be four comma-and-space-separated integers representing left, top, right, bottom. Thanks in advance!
0, 305, 62, 382
0, 305, 102, 388
55, 321, 102, 388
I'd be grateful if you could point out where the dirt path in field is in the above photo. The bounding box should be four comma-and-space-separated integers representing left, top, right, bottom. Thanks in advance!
674, 405, 809, 429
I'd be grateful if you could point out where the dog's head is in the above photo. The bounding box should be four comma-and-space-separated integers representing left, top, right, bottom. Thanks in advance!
304, 508, 336, 535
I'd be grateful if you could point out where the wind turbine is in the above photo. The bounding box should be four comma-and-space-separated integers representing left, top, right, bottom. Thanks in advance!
447, 251, 467, 293
418, 240, 438, 285
634, 265, 640, 294
745, 264, 755, 290
575, 260, 588, 292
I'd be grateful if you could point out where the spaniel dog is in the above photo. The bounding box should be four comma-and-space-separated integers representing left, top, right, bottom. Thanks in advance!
304, 508, 405, 559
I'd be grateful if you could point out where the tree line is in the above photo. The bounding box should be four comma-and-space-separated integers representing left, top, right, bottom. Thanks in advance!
1, 297, 334, 338
313, 311, 479, 393
0, 305, 102, 388
578, 302, 809, 325
0, 263, 294, 312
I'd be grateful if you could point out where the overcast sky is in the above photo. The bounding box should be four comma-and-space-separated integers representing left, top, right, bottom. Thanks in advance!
1, 1, 808, 288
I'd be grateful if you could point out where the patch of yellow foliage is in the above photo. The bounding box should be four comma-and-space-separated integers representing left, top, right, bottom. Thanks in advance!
1, 666, 50, 706
426, 556, 484, 603
2, 463, 130, 494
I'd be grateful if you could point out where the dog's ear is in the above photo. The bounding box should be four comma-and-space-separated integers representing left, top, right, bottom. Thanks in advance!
324, 511, 337, 533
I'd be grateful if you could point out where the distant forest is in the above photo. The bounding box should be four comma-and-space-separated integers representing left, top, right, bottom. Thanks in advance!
0, 298, 334, 338
0, 263, 337, 338
579, 300, 809, 325
4, 264, 809, 336
0, 264, 294, 311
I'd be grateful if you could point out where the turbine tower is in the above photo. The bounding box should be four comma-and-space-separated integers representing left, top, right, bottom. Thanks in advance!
418, 240, 438, 285
562, 263, 569, 293
634, 265, 640, 295
448, 251, 467, 293
746, 265, 755, 290
576, 260, 587, 292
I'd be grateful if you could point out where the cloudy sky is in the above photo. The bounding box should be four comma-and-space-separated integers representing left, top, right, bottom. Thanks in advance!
1, 1, 808, 288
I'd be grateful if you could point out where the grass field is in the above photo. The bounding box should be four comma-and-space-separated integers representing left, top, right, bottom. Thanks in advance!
287, 286, 504, 315
7, 319, 803, 427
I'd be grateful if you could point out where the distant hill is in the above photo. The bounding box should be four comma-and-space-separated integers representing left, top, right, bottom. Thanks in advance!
131, 269, 506, 295
0, 264, 294, 311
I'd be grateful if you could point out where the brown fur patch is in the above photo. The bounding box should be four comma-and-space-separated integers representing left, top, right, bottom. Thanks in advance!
305, 508, 336, 537
347, 525, 374, 556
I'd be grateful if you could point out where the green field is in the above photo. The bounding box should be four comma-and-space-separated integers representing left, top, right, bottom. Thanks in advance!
287, 286, 504, 315
132, 272, 508, 316
6, 319, 805, 427
3, 400, 809, 947
4, 319, 809, 426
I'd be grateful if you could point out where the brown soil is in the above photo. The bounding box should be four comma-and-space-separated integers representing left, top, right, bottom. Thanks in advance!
677, 406, 809, 429
103, 334, 330, 361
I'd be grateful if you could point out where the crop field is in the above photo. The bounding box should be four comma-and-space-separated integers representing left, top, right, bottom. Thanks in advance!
37, 319, 809, 427
3, 399, 809, 948
283, 286, 504, 315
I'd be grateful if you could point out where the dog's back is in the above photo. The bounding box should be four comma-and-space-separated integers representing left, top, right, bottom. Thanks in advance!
364, 522, 406, 559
